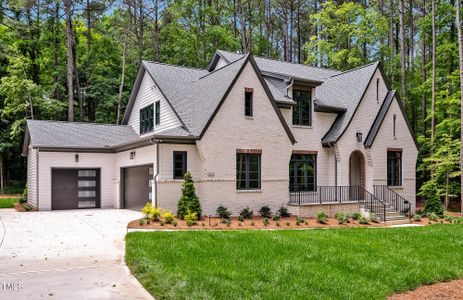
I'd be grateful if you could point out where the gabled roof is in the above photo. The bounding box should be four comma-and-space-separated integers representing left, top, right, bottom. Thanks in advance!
320, 62, 380, 145
364, 90, 418, 149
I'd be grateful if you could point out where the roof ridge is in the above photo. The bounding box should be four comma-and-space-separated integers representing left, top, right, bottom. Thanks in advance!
217, 49, 341, 73
27, 119, 129, 127
329, 61, 379, 78
142, 60, 207, 72
198, 55, 248, 80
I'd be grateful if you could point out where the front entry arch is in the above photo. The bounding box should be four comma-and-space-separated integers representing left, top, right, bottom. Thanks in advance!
349, 150, 366, 188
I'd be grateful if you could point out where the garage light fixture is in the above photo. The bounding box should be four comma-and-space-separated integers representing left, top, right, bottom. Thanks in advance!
130, 151, 136, 160
75, 154, 79, 162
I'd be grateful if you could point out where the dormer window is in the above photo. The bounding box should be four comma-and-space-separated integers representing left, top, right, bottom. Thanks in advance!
140, 104, 154, 134
293, 89, 312, 126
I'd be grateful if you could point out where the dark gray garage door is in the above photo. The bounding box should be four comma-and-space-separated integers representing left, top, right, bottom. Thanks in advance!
123, 165, 153, 210
52, 169, 100, 210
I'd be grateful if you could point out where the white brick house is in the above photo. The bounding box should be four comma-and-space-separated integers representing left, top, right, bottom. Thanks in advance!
22, 50, 418, 221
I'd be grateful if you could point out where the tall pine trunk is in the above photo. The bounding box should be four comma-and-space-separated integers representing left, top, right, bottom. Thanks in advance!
456, 0, 463, 213
237, 0, 247, 54
399, 0, 407, 109
117, 26, 130, 125
431, 0, 436, 153
421, 0, 427, 136
65, 0, 74, 122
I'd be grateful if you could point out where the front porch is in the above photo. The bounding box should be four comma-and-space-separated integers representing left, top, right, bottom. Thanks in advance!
288, 185, 411, 222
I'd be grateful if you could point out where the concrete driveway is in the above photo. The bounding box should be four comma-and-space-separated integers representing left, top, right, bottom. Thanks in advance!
0, 209, 153, 300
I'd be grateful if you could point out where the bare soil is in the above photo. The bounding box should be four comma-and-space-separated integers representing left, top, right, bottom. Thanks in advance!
128, 215, 388, 230
388, 279, 463, 300
14, 203, 38, 212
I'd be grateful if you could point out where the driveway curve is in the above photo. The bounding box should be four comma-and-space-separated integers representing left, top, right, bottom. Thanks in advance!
0, 209, 153, 300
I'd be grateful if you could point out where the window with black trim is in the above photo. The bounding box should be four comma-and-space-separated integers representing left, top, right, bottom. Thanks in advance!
292, 89, 312, 126
173, 151, 187, 179
155, 101, 160, 125
245, 89, 253, 117
140, 104, 154, 134
236, 153, 261, 190
289, 154, 317, 192
387, 151, 402, 186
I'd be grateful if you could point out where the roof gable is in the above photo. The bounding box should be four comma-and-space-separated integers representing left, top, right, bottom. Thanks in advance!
320, 62, 380, 145
364, 90, 418, 149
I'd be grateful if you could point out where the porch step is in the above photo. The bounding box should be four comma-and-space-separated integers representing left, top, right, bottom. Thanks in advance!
385, 218, 411, 225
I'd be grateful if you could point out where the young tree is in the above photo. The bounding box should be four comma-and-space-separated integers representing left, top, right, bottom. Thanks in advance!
65, 0, 74, 122
456, 0, 463, 213
177, 172, 202, 219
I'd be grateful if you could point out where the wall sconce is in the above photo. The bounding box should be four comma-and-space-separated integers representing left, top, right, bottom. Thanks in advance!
356, 131, 363, 143
130, 151, 136, 160
75, 154, 79, 162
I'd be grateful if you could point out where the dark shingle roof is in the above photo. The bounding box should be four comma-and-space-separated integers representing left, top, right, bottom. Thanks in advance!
26, 120, 140, 148
320, 62, 379, 145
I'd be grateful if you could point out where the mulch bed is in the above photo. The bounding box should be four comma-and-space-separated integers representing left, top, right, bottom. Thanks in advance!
14, 203, 37, 212
388, 279, 463, 300
128, 216, 388, 230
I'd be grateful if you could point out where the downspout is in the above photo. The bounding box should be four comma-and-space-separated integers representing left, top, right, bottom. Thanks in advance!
328, 142, 337, 188
150, 138, 160, 208
285, 78, 294, 98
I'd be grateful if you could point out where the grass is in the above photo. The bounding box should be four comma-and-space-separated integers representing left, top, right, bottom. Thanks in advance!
126, 225, 463, 300
0, 197, 18, 208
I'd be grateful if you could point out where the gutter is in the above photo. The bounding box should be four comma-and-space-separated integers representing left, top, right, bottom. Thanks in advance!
150, 138, 160, 208
285, 78, 294, 98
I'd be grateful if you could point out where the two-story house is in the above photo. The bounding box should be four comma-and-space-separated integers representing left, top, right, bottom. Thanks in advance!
22, 50, 418, 221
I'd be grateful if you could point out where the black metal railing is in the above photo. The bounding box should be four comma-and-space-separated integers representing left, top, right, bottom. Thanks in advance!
289, 185, 387, 221
374, 185, 411, 217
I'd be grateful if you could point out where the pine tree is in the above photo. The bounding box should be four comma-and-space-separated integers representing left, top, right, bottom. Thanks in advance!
177, 172, 202, 219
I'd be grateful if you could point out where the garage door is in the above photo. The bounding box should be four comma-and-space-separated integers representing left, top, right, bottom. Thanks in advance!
52, 169, 100, 210
123, 165, 153, 210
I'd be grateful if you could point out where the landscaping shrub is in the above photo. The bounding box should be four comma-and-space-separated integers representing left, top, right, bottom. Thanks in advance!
239, 207, 253, 219
316, 212, 328, 224
369, 213, 379, 223
352, 212, 362, 221
22, 203, 33, 211
19, 187, 27, 204
177, 172, 202, 219
295, 217, 304, 225
184, 209, 198, 226
139, 218, 145, 226
238, 215, 244, 222
427, 212, 438, 221
258, 205, 272, 218
413, 214, 421, 221
150, 207, 161, 221
263, 217, 270, 226
163, 211, 175, 224
423, 193, 444, 216
277, 205, 291, 217
276, 221, 280, 226
359, 216, 369, 225
443, 214, 453, 222
217, 204, 231, 220
141, 202, 153, 219
335, 212, 348, 225
272, 215, 281, 221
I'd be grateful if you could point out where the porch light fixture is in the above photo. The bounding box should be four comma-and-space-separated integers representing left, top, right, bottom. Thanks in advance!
75, 154, 79, 162
130, 151, 136, 160
356, 131, 363, 143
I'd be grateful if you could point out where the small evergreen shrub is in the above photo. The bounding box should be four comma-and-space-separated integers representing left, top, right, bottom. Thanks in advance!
138, 218, 145, 226
428, 212, 438, 221
277, 205, 291, 217
413, 214, 422, 221
369, 213, 379, 223
335, 212, 348, 224
238, 215, 244, 222
423, 193, 444, 216
295, 217, 304, 225
359, 216, 369, 224
286, 221, 291, 226
150, 207, 161, 222
184, 209, 198, 226
316, 212, 328, 224
352, 212, 362, 221
272, 215, 281, 221
221, 218, 231, 225
263, 217, 270, 226
22, 203, 33, 211
258, 205, 272, 218
146, 219, 151, 225
217, 205, 231, 220
163, 211, 175, 224
239, 207, 254, 219
177, 172, 202, 219
173, 221, 178, 227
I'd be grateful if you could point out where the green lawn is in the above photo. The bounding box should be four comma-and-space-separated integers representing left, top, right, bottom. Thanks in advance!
0, 197, 18, 208
126, 225, 463, 300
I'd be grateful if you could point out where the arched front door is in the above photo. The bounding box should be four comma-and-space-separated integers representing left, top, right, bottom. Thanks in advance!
349, 150, 366, 188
